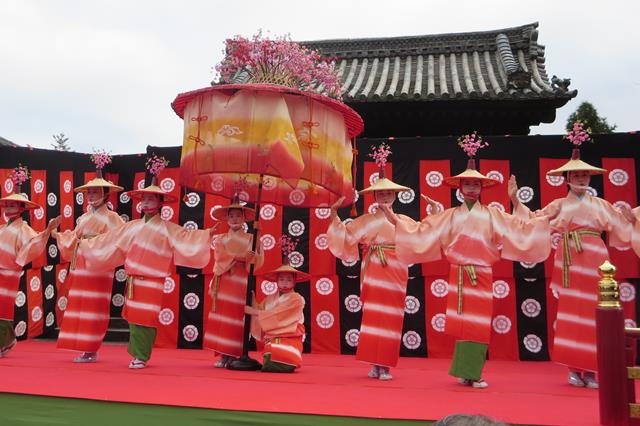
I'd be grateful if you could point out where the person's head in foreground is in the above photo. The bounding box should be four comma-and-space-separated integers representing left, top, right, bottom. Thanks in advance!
433, 413, 508, 426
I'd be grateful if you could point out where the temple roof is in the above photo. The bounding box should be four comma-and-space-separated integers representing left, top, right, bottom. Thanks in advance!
0, 136, 17, 147
302, 23, 576, 103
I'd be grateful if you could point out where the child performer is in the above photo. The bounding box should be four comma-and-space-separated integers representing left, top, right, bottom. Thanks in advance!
54, 151, 124, 363
327, 143, 419, 381
382, 133, 550, 388
0, 165, 60, 357
509, 122, 632, 389
245, 235, 308, 373
204, 190, 263, 368
81, 156, 216, 369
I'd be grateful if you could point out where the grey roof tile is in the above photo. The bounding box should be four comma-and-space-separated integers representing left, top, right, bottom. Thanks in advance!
302, 22, 576, 102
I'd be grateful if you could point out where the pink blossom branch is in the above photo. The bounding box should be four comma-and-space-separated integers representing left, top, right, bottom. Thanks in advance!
11, 164, 29, 187
146, 155, 169, 176
564, 121, 592, 147
368, 143, 392, 168
457, 132, 489, 158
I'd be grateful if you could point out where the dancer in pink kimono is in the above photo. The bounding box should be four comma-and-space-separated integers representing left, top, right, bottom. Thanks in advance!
382, 134, 550, 388
328, 143, 417, 381
54, 151, 125, 363
245, 236, 307, 373
204, 192, 263, 368
0, 166, 60, 357
509, 122, 631, 389
81, 156, 216, 369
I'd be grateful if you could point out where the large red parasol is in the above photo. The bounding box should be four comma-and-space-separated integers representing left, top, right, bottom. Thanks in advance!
172, 83, 363, 209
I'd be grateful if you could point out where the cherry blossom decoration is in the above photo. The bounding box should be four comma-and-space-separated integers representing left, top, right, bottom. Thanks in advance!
215, 31, 343, 99
457, 131, 488, 158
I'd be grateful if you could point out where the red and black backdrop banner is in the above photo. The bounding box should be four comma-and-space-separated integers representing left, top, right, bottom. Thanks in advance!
1, 133, 639, 361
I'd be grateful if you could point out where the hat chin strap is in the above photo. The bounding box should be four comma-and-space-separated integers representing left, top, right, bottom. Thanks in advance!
5, 210, 22, 219
568, 182, 589, 193
461, 189, 480, 201
88, 198, 106, 209
142, 206, 160, 215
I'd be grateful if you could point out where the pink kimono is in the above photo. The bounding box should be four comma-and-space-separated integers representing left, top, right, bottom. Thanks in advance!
328, 210, 416, 368
81, 215, 211, 327
1, 218, 51, 321
514, 192, 631, 371
396, 203, 550, 344
55, 204, 124, 352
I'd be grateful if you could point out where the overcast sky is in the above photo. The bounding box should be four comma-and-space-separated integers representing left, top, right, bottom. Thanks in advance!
1, 1, 638, 154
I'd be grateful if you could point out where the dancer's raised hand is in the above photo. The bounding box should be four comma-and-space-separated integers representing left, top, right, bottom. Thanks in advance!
379, 203, 397, 225
208, 222, 220, 238
330, 196, 346, 219
47, 216, 61, 233
420, 194, 440, 215
508, 175, 519, 205
620, 205, 637, 225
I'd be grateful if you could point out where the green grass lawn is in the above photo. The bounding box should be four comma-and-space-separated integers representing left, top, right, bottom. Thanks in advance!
0, 393, 431, 426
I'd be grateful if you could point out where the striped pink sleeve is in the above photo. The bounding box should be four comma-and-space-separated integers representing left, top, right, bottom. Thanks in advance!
15, 223, 50, 267
633, 207, 640, 258
513, 198, 561, 221
165, 221, 211, 269
600, 199, 632, 249
327, 215, 363, 262
81, 221, 132, 271
490, 208, 551, 263
55, 228, 79, 262
394, 212, 445, 265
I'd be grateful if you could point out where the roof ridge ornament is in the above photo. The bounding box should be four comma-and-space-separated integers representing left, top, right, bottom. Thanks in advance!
496, 33, 531, 89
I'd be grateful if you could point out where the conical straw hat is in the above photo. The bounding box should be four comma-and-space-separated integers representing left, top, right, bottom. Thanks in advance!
547, 149, 606, 176
74, 170, 123, 193
0, 192, 39, 210
443, 159, 499, 188
127, 176, 177, 202
211, 193, 255, 222
263, 264, 310, 283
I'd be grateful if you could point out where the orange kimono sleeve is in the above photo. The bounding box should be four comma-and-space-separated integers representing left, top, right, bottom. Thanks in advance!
632, 207, 640, 257
15, 223, 51, 267
513, 198, 561, 220
81, 221, 135, 271
250, 299, 266, 341
327, 215, 366, 262
257, 293, 305, 338
489, 208, 551, 263
251, 235, 264, 272
166, 221, 211, 269
599, 199, 632, 250
56, 228, 79, 263
212, 234, 234, 275
394, 211, 447, 265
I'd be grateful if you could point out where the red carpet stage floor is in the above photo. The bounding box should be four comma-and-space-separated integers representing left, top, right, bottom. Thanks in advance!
0, 341, 608, 425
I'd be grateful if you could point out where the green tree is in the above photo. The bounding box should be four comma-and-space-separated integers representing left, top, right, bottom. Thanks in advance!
565, 101, 617, 134
51, 132, 71, 151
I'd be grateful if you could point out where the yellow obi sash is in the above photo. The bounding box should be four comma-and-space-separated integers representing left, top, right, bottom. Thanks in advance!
561, 229, 601, 288
70, 234, 97, 271
363, 244, 395, 270
457, 265, 478, 314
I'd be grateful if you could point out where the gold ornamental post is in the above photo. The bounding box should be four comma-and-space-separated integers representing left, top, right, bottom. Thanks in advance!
596, 260, 629, 425
598, 260, 621, 309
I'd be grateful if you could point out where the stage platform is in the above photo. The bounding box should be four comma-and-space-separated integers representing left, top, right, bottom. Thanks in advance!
0, 340, 607, 425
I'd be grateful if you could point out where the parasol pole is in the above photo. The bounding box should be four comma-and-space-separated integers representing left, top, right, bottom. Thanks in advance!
227, 173, 265, 370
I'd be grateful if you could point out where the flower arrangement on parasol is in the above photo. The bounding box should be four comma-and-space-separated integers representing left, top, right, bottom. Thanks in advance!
214, 30, 343, 99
